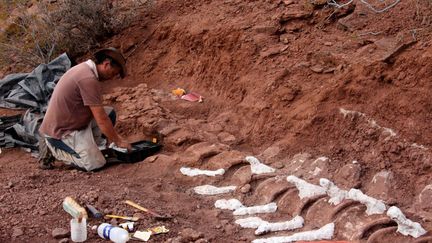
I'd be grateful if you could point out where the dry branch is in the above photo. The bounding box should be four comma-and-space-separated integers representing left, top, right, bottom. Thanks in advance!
327, 0, 401, 13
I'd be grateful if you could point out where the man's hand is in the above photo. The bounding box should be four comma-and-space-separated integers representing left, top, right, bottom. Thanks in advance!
90, 105, 132, 151
115, 137, 132, 152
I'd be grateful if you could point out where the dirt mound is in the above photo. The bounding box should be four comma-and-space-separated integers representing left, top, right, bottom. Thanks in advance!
114, 0, 432, 209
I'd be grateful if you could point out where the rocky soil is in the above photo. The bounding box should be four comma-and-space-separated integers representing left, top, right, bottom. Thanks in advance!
2, 0, 432, 242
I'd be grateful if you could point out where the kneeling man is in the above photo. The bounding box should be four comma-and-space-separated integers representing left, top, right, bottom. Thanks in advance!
38, 48, 131, 171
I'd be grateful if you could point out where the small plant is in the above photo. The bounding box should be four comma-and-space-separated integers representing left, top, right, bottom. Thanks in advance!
0, 0, 141, 71
48, 0, 137, 57
0, 3, 56, 69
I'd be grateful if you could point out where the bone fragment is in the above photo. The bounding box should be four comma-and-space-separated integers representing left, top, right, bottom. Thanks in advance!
286, 175, 326, 199
180, 167, 225, 177
252, 223, 335, 243
233, 202, 277, 216
193, 185, 236, 195
255, 215, 304, 235
214, 198, 244, 210
387, 206, 427, 238
246, 156, 276, 174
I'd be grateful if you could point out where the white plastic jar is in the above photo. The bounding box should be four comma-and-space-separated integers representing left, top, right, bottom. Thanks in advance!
70, 218, 87, 242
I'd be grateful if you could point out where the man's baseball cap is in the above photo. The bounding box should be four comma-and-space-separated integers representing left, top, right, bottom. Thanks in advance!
94, 47, 127, 78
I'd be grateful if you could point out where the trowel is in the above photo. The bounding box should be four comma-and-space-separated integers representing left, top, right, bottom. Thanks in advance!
125, 200, 172, 220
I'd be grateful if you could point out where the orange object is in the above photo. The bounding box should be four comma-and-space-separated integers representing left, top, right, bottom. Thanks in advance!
172, 88, 186, 96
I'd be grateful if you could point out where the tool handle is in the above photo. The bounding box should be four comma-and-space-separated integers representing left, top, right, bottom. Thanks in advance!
86, 204, 103, 218
105, 214, 139, 221
125, 200, 164, 218
125, 200, 149, 212
105, 214, 125, 219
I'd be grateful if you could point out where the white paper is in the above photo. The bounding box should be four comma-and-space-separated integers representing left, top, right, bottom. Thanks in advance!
134, 231, 151, 241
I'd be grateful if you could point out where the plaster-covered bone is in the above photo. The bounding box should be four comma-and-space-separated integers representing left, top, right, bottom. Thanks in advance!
347, 188, 386, 215
193, 185, 236, 195
233, 202, 277, 216
320, 178, 348, 205
246, 156, 276, 174
286, 175, 326, 199
214, 198, 244, 210
255, 215, 304, 235
387, 206, 427, 238
320, 178, 387, 215
180, 167, 225, 177
252, 222, 335, 243
235, 217, 267, 228
235, 216, 304, 235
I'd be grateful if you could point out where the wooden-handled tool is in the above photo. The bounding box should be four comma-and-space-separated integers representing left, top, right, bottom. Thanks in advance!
124, 200, 172, 220
105, 214, 139, 222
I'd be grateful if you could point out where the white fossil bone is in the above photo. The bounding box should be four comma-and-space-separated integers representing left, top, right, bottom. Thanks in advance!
320, 178, 348, 205
387, 206, 426, 238
286, 175, 326, 199
246, 156, 276, 174
233, 202, 277, 216
347, 188, 386, 215
235, 217, 267, 229
255, 215, 304, 235
180, 167, 225, 177
193, 185, 236, 195
214, 198, 244, 210
252, 222, 335, 243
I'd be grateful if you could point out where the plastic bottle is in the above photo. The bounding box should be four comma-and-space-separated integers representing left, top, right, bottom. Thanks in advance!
97, 223, 130, 243
70, 218, 87, 242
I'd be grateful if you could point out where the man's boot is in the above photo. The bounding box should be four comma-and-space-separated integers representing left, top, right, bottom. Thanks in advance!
38, 137, 55, 170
